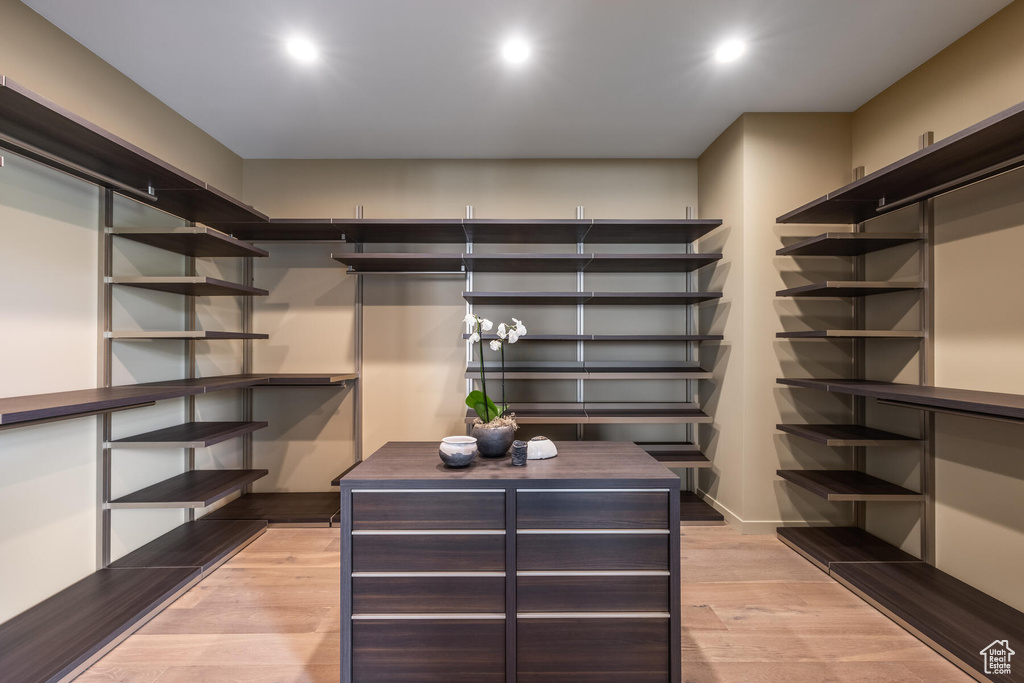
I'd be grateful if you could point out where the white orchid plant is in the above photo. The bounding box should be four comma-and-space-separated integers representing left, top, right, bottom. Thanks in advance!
464, 313, 527, 424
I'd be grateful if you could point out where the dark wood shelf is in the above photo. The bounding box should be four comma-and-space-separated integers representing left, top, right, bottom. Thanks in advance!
337, 218, 467, 243
108, 469, 268, 508
110, 227, 268, 258
109, 520, 266, 572
465, 333, 723, 342
0, 76, 267, 225
778, 98, 1024, 224
220, 219, 344, 241
638, 443, 711, 468
332, 252, 722, 273
587, 219, 722, 244
777, 232, 923, 256
465, 404, 711, 425
110, 276, 268, 297
463, 219, 588, 243
108, 330, 269, 340
777, 329, 923, 339
0, 566, 199, 683
777, 469, 922, 501
776, 423, 920, 447
466, 362, 711, 380
108, 421, 268, 448
777, 377, 1024, 422
331, 462, 361, 486
776, 526, 921, 570
260, 372, 358, 386
587, 253, 721, 272
204, 492, 341, 525
680, 491, 723, 523
464, 291, 722, 305
830, 561, 1024, 682
776, 281, 922, 298
334, 253, 465, 273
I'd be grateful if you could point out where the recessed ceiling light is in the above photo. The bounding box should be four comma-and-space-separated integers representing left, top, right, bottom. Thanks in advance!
286, 36, 318, 64
501, 37, 531, 65
714, 38, 746, 64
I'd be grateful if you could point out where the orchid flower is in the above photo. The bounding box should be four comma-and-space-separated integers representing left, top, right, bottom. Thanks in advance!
507, 329, 520, 343
512, 318, 527, 336
497, 323, 508, 339
480, 318, 493, 331
489, 339, 502, 351
468, 331, 481, 343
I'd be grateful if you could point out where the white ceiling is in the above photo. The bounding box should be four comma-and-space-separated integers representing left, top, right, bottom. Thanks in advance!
24, 0, 1011, 159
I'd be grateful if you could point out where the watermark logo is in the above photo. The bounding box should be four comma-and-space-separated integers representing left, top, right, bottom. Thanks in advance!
980, 640, 1015, 676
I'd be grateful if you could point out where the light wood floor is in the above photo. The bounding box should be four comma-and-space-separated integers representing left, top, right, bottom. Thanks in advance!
76, 526, 970, 682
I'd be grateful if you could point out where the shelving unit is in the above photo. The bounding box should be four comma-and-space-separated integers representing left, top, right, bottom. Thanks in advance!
464, 291, 722, 305
107, 421, 268, 448
109, 275, 268, 297
465, 362, 712, 381
333, 252, 721, 273
108, 331, 269, 340
108, 519, 267, 572
775, 281, 922, 298
465, 333, 724, 342
204, 492, 342, 526
107, 469, 268, 508
775, 98, 1024, 682
109, 226, 269, 258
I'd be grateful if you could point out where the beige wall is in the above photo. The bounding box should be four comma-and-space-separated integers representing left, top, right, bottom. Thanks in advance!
1, 0, 244, 197
0, 1, 247, 622
243, 159, 700, 473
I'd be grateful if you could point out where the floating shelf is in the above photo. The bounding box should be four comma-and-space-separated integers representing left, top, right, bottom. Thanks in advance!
586, 219, 723, 244
777, 330, 923, 339
777, 469, 923, 502
260, 372, 358, 386
337, 218, 467, 243
777, 233, 923, 256
466, 362, 712, 380
776, 281, 923, 298
108, 421, 268, 449
776, 526, 921, 570
334, 252, 722, 273
465, 333, 724, 342
219, 219, 344, 241
108, 330, 269, 340
638, 443, 711, 468
109, 227, 268, 258
778, 98, 1024, 224
776, 423, 920, 447
204, 492, 341, 525
464, 291, 722, 305
464, 404, 712, 425
0, 76, 267, 225
109, 276, 268, 297
0, 566, 200, 683
107, 469, 268, 508
109, 520, 266, 572
331, 462, 361, 486
776, 377, 1024, 422
680, 492, 723, 524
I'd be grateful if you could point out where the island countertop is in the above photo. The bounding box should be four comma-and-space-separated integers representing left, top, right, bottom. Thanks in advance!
338, 440, 681, 489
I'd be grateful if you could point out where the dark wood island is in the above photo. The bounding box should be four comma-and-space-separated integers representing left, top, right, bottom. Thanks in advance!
337, 441, 681, 682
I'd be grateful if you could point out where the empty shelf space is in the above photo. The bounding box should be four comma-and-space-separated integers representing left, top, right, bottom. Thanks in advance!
108, 469, 268, 508
586, 219, 722, 244
336, 218, 467, 243
777, 232, 923, 256
259, 372, 358, 386
587, 253, 722, 272
776, 378, 1024, 422
0, 566, 200, 683
639, 443, 711, 467
490, 405, 589, 424
777, 330, 924, 339
829, 561, 1024, 682
109, 227, 268, 258
463, 219, 587, 243
218, 219, 344, 241
466, 362, 711, 380
108, 421, 268, 448
109, 276, 268, 297
333, 253, 464, 272
108, 330, 269, 340
203, 492, 341, 525
464, 404, 710, 425
464, 291, 722, 305
0, 76, 267, 225
776, 423, 920, 447
464, 333, 723, 342
680, 492, 724, 524
777, 470, 923, 501
776, 526, 922, 571
776, 281, 922, 297
335, 252, 722, 273
109, 520, 266, 572
778, 98, 1024, 224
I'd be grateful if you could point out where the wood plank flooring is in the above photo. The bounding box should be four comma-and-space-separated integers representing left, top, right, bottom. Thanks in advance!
75, 526, 970, 683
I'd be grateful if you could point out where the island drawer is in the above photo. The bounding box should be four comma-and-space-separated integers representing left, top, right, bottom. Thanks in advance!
517, 617, 669, 682
517, 574, 669, 612
352, 532, 505, 572
517, 532, 669, 571
353, 618, 505, 682
352, 490, 505, 530
517, 489, 669, 529
353, 575, 505, 614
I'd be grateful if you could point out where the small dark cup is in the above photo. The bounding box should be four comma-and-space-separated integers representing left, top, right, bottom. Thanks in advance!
511, 440, 528, 467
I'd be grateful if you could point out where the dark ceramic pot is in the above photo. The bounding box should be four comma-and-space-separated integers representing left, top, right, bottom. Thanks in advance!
471, 424, 515, 457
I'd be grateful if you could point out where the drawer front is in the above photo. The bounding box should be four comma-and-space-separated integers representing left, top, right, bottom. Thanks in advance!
517, 574, 668, 612
352, 533, 505, 572
518, 533, 668, 571
353, 575, 505, 614
352, 490, 505, 530
517, 618, 669, 682
517, 490, 668, 529
353, 618, 505, 682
